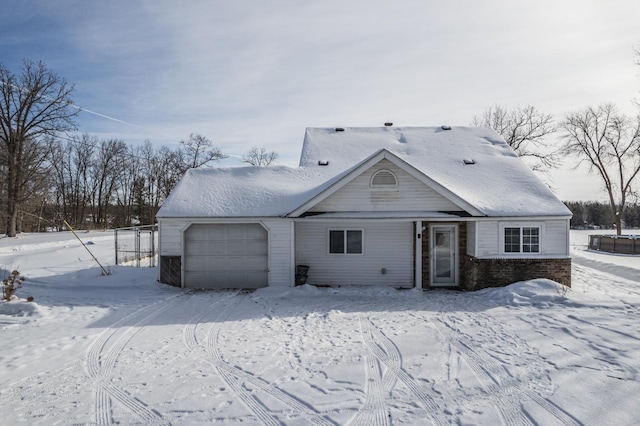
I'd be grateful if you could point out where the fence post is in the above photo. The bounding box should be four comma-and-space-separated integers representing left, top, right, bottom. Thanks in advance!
151, 227, 156, 267
114, 229, 119, 265
135, 228, 140, 268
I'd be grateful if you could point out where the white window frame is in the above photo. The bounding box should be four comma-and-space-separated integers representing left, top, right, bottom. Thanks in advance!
499, 223, 543, 255
328, 229, 364, 255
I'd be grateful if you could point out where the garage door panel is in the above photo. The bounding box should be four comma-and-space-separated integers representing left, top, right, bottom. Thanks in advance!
185, 241, 227, 255
185, 272, 214, 288
249, 256, 269, 269
206, 226, 229, 239
245, 226, 267, 239
184, 223, 268, 289
186, 256, 268, 270
226, 241, 246, 255
184, 241, 205, 254
226, 226, 247, 239
185, 256, 213, 270
185, 224, 212, 240
184, 271, 267, 289
246, 241, 268, 255
244, 271, 267, 285
223, 241, 267, 256
186, 256, 242, 270
224, 257, 247, 269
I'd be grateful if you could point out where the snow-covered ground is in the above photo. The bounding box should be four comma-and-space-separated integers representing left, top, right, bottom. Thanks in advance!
0, 230, 638, 425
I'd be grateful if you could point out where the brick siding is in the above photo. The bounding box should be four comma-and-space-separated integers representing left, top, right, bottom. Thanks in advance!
461, 256, 572, 290
421, 221, 571, 290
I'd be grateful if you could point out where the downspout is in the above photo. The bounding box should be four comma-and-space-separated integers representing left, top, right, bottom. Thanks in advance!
290, 220, 296, 287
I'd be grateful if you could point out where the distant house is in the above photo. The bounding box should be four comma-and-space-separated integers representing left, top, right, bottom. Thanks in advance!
156, 126, 572, 290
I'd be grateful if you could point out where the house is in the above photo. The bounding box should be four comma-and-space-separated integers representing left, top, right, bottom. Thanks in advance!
156, 126, 572, 290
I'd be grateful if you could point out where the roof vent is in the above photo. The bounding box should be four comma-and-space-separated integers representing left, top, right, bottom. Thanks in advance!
371, 170, 398, 186
335, 127, 344, 132
441, 125, 452, 130
318, 160, 329, 166
384, 122, 393, 127
463, 159, 475, 165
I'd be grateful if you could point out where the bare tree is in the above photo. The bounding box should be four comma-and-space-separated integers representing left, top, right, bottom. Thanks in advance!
242, 146, 279, 166
561, 104, 640, 235
88, 139, 128, 227
635, 43, 640, 107
118, 141, 187, 226
179, 133, 226, 170
0, 60, 78, 236
472, 105, 559, 172
132, 142, 182, 225
49, 134, 96, 228
110, 144, 139, 228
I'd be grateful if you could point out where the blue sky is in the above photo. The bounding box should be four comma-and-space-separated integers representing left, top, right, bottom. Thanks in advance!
1, 0, 639, 201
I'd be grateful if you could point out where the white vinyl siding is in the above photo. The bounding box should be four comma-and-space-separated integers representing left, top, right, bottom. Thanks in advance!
264, 220, 295, 286
476, 221, 499, 257
158, 219, 184, 255
295, 221, 413, 287
475, 219, 569, 257
308, 159, 461, 213
544, 219, 571, 256
466, 221, 477, 256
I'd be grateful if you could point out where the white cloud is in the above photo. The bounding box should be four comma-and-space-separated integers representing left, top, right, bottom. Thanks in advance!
3, 0, 639, 198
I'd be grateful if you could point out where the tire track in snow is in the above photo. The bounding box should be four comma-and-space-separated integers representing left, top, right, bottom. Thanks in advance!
366, 320, 401, 395
184, 291, 334, 426
349, 317, 447, 426
184, 291, 278, 426
86, 293, 184, 425
347, 318, 389, 426
434, 312, 582, 426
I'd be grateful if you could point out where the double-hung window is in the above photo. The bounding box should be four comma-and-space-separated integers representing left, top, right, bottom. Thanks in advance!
329, 229, 363, 254
503, 226, 540, 253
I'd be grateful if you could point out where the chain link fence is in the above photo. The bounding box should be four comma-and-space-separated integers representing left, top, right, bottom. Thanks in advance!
114, 225, 157, 267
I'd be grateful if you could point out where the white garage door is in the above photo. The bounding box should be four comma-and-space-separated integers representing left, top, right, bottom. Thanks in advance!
184, 223, 268, 289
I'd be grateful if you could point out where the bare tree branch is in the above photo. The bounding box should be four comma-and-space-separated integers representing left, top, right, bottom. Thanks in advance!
242, 146, 279, 166
0, 60, 78, 236
472, 104, 559, 172
561, 103, 640, 235
179, 133, 226, 170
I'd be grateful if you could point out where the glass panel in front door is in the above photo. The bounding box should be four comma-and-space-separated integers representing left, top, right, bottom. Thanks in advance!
433, 227, 455, 284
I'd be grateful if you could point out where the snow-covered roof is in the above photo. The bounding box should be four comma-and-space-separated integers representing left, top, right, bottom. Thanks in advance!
300, 126, 570, 217
156, 165, 337, 217
157, 126, 571, 218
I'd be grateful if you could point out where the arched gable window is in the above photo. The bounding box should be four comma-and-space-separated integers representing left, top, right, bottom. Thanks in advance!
370, 169, 398, 187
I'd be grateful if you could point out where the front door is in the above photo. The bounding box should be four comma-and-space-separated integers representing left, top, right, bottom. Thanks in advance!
431, 225, 457, 287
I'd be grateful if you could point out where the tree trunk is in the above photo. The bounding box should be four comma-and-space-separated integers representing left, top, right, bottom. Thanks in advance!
615, 207, 624, 236
6, 198, 17, 237
5, 155, 19, 237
